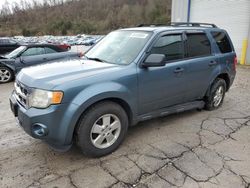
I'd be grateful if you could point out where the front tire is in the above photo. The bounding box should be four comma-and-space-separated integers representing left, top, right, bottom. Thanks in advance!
76, 101, 128, 157
204, 78, 226, 111
0, 66, 14, 84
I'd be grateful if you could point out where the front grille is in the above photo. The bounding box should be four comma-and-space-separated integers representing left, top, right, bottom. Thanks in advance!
14, 81, 30, 108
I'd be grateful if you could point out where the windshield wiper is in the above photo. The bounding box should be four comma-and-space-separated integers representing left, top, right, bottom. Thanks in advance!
85, 56, 107, 63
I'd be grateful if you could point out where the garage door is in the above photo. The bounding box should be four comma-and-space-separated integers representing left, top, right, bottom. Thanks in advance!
190, 0, 250, 58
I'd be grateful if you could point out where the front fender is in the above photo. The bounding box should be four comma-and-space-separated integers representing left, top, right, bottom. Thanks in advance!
0, 61, 16, 72
63, 82, 137, 144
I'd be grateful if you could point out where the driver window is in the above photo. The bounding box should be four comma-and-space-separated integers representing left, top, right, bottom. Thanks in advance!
45, 47, 57, 54
21, 47, 45, 57
150, 34, 184, 61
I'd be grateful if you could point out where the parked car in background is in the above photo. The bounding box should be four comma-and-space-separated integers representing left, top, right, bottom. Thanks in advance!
9, 22, 237, 157
64, 38, 78, 46
56, 43, 71, 50
94, 36, 104, 44
0, 38, 22, 55
0, 44, 80, 83
82, 37, 96, 46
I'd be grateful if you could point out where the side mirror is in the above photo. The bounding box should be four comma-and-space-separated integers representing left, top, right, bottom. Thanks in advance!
142, 54, 166, 68
19, 56, 25, 63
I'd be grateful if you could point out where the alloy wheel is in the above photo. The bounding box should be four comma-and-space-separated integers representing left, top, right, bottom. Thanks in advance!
0, 68, 11, 83
213, 86, 224, 107
90, 114, 121, 149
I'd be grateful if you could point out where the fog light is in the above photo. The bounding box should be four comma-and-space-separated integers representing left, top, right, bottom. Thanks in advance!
32, 123, 48, 137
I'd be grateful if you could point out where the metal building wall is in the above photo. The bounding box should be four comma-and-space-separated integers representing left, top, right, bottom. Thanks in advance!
171, 0, 250, 64
189, 0, 250, 64
171, 0, 188, 22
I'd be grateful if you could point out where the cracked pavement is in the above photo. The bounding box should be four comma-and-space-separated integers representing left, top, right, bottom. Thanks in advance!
0, 66, 250, 188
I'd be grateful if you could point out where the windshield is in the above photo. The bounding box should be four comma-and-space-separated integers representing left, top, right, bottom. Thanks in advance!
85, 30, 152, 65
5, 46, 26, 59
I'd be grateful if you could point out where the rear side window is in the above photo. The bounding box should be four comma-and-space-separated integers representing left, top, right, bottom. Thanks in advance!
186, 33, 211, 58
150, 34, 184, 61
211, 31, 232, 53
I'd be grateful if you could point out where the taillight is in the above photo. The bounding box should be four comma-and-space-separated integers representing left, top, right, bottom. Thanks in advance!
233, 56, 237, 71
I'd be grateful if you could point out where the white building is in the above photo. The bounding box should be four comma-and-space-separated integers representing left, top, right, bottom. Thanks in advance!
171, 0, 250, 65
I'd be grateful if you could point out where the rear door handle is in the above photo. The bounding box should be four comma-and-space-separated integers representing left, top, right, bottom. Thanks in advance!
174, 67, 184, 73
209, 61, 217, 66
43, 58, 48, 61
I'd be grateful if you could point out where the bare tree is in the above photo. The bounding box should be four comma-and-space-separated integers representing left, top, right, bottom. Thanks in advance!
0, 0, 171, 36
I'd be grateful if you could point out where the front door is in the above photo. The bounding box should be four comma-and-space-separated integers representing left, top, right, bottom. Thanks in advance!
137, 33, 189, 115
18, 47, 46, 68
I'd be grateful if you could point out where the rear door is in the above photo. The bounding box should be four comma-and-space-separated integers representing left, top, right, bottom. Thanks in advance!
183, 31, 218, 101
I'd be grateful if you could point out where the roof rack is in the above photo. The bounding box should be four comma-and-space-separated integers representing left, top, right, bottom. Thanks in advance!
136, 23, 168, 27
171, 22, 217, 28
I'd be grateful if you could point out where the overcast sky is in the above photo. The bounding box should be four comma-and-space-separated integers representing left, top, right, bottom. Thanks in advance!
0, 0, 21, 8
0, 0, 42, 9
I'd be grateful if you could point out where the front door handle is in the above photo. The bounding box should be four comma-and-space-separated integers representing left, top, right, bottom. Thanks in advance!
209, 61, 217, 66
174, 67, 184, 73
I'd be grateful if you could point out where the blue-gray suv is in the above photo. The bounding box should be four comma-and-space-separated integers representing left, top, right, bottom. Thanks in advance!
10, 23, 237, 157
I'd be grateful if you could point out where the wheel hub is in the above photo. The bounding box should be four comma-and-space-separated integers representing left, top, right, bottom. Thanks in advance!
0, 68, 11, 82
213, 86, 224, 107
90, 114, 121, 149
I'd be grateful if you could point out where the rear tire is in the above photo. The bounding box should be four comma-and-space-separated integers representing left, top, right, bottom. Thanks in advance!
204, 78, 226, 111
76, 101, 128, 157
0, 66, 14, 84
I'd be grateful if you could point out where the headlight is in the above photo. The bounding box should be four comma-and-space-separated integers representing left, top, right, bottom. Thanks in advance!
28, 89, 63, 109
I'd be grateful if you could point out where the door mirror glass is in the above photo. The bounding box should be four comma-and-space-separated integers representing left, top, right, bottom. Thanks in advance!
142, 54, 166, 67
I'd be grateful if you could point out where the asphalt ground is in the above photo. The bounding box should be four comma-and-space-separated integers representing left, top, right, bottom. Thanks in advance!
0, 66, 250, 188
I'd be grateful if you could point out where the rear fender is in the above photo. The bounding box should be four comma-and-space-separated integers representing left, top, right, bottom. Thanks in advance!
205, 67, 230, 96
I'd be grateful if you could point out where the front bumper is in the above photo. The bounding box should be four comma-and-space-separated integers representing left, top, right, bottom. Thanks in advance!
9, 92, 77, 151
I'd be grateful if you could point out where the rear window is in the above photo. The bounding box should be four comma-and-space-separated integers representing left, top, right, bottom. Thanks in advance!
211, 31, 232, 53
186, 33, 211, 58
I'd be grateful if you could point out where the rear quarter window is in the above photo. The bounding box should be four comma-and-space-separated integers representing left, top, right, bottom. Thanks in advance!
186, 33, 211, 58
211, 31, 232, 53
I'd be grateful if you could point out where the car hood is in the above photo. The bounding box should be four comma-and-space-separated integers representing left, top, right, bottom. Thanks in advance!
17, 59, 121, 89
